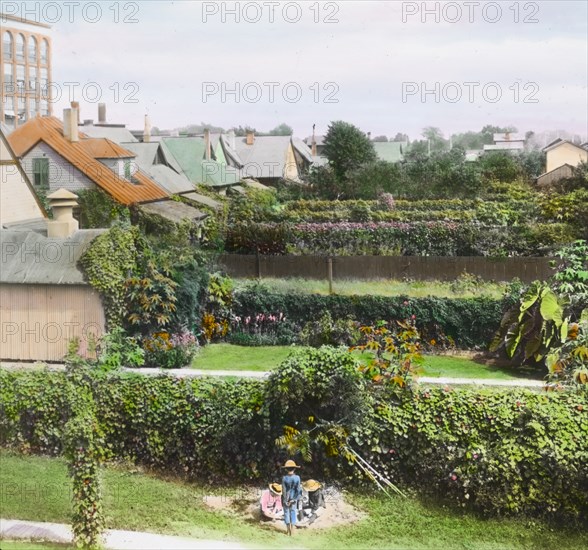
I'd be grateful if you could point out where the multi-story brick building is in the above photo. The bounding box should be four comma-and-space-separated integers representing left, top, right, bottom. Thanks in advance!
1, 13, 52, 131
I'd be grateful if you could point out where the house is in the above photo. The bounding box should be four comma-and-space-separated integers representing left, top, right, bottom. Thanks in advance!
483, 132, 526, 153
536, 138, 588, 187
0, 127, 46, 225
0, 182, 107, 361
227, 131, 314, 186
7, 109, 208, 228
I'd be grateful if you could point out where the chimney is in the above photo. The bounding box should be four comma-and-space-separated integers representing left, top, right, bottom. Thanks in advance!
228, 129, 236, 150
311, 123, 317, 156
98, 103, 106, 124
63, 108, 79, 142
143, 114, 151, 143
246, 130, 255, 146
204, 128, 211, 160
71, 101, 80, 124
47, 188, 79, 238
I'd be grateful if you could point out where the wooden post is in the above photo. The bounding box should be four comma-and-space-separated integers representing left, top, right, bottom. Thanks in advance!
327, 257, 333, 295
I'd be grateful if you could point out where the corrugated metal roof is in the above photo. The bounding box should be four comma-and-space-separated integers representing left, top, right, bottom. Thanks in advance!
181, 192, 222, 210
120, 142, 160, 166
140, 200, 207, 223
7, 117, 168, 205
161, 137, 240, 186
79, 125, 138, 143
233, 136, 291, 179
145, 164, 195, 194
78, 138, 134, 159
0, 229, 104, 284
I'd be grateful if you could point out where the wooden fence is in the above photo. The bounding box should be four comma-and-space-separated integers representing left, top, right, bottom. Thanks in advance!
217, 254, 555, 283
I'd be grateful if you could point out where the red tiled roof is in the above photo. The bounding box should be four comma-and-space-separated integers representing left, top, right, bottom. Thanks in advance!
7, 117, 168, 205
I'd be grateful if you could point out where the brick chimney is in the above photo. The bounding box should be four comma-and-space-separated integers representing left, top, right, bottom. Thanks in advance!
143, 114, 151, 143
63, 108, 79, 142
204, 128, 211, 160
47, 188, 79, 238
246, 130, 255, 146
98, 102, 106, 124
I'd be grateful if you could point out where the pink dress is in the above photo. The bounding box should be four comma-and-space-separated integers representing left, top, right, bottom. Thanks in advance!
260, 489, 283, 518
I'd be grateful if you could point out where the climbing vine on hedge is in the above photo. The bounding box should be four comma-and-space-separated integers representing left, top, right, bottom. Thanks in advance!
80, 224, 139, 326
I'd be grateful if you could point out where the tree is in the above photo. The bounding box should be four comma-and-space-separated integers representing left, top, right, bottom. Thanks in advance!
480, 124, 517, 145
321, 121, 377, 182
421, 127, 449, 153
392, 132, 409, 142
268, 123, 293, 136
371, 135, 388, 142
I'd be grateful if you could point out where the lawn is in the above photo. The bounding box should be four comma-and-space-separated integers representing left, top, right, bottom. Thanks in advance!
192, 344, 533, 380
0, 543, 72, 549
234, 277, 509, 299
1, 451, 586, 550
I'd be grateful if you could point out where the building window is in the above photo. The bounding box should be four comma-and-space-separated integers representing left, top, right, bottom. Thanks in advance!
3, 31, 13, 61
28, 36, 37, 63
16, 64, 25, 93
124, 159, 132, 179
16, 34, 25, 63
17, 96, 26, 121
40, 99, 49, 116
28, 65, 38, 92
29, 98, 39, 118
40, 67, 48, 96
40, 39, 48, 65
33, 158, 49, 187
3, 63, 13, 89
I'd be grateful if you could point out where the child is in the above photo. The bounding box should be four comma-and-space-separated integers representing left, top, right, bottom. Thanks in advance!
281, 459, 302, 536
260, 483, 283, 520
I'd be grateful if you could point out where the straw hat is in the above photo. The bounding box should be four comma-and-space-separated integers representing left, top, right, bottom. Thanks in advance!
269, 483, 282, 495
283, 459, 300, 469
302, 479, 322, 492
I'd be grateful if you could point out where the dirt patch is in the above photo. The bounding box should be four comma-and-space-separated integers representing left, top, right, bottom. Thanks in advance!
202, 486, 365, 531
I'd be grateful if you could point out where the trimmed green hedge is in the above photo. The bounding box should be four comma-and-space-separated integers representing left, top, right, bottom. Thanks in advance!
232, 289, 511, 348
0, 367, 586, 524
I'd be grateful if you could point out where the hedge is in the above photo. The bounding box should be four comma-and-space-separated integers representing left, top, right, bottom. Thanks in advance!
232, 289, 511, 348
223, 221, 576, 257
0, 367, 586, 524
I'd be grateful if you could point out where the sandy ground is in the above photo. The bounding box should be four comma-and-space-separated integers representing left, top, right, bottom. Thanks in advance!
203, 486, 365, 532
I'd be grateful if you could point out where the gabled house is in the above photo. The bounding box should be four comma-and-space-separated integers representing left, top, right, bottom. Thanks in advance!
536, 138, 588, 187
0, 127, 46, 226
227, 131, 314, 186
7, 110, 208, 228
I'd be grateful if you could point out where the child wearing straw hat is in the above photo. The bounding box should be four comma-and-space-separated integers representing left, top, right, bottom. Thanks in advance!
281, 459, 302, 536
260, 483, 284, 520
300, 479, 326, 525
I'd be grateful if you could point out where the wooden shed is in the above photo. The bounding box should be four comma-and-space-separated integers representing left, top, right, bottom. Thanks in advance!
0, 228, 106, 361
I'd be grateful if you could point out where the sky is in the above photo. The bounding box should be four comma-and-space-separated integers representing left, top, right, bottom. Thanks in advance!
6, 0, 588, 140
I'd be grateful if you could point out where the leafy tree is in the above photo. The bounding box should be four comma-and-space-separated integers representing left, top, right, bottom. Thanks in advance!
346, 160, 402, 199
479, 151, 521, 183
268, 123, 293, 136
392, 132, 409, 142
480, 124, 517, 145
321, 121, 377, 182
422, 126, 449, 152
371, 135, 388, 142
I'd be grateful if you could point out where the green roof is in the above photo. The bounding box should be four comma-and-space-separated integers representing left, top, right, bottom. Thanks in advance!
161, 137, 240, 187
373, 141, 407, 163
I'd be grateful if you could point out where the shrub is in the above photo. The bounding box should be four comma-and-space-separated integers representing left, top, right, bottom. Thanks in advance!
143, 330, 200, 369
1, 368, 586, 524
232, 289, 509, 348
299, 311, 360, 347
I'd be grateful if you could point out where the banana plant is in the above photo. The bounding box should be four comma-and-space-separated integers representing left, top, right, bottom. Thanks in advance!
490, 282, 569, 365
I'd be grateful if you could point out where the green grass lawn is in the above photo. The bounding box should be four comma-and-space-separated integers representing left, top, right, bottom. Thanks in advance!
1, 451, 585, 550
234, 277, 508, 299
0, 542, 72, 549
192, 344, 534, 380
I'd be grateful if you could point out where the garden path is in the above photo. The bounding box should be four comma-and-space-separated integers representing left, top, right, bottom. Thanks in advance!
0, 518, 247, 550
0, 362, 545, 387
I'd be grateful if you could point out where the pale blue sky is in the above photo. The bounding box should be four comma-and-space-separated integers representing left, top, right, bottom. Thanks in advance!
8, 0, 587, 140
